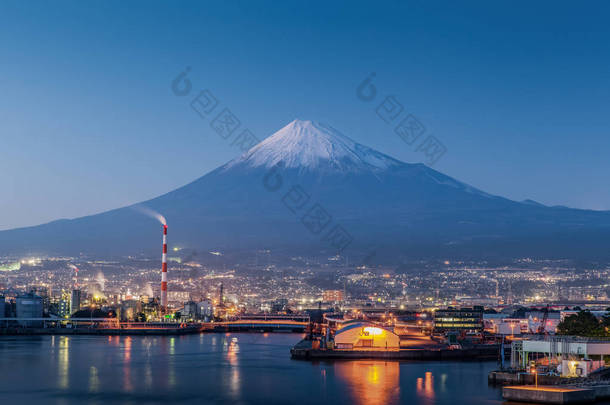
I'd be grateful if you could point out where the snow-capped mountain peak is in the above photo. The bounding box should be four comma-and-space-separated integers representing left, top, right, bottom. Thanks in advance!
225, 119, 402, 172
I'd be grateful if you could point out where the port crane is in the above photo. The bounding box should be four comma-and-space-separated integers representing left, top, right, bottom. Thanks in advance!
537, 306, 550, 334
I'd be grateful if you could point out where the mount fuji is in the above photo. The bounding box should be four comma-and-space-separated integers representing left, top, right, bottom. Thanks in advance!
3, 119, 610, 261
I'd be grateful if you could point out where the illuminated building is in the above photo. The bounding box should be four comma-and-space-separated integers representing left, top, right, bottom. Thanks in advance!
323, 290, 344, 303
58, 297, 71, 318
334, 322, 400, 350
433, 307, 483, 333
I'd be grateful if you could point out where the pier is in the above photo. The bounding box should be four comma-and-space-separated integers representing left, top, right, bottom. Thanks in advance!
291, 343, 500, 360
291, 331, 500, 361
503, 385, 610, 404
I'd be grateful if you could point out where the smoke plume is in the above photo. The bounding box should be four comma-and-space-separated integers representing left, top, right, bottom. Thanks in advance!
132, 205, 167, 226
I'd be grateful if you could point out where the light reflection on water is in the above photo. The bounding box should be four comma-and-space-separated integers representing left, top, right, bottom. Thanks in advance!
88, 366, 99, 393
415, 371, 435, 400
122, 336, 133, 392
226, 338, 240, 399
335, 361, 400, 405
168, 337, 176, 389
58, 336, 70, 389
0, 334, 504, 405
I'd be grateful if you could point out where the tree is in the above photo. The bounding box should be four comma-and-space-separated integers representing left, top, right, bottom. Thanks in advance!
557, 310, 605, 337
602, 312, 610, 331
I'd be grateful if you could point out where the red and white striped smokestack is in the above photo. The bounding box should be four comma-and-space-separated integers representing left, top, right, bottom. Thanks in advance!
161, 224, 168, 310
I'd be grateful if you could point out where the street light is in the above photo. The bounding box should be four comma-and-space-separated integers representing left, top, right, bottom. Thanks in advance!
530, 361, 538, 387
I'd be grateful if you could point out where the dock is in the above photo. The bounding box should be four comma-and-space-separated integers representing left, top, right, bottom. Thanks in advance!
489, 370, 565, 386
503, 385, 610, 404
290, 338, 499, 360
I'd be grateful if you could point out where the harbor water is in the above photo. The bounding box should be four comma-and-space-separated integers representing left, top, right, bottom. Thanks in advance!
0, 333, 505, 404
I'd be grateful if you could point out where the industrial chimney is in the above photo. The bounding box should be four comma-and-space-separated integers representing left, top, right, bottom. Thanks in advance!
161, 225, 168, 310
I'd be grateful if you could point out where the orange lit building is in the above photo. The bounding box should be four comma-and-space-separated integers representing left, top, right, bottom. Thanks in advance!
333, 322, 400, 350
323, 290, 344, 303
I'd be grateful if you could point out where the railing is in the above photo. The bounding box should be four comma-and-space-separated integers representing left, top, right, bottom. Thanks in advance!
215, 320, 308, 326
235, 314, 310, 322
0, 318, 194, 330
520, 334, 610, 343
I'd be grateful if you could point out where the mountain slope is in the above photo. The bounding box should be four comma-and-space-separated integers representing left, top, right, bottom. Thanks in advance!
2, 119, 610, 260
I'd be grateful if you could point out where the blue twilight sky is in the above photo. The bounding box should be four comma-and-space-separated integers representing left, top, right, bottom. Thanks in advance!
1, 0, 609, 230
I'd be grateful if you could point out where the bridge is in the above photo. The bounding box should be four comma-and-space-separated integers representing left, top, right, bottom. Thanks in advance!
202, 319, 308, 333
0, 315, 310, 334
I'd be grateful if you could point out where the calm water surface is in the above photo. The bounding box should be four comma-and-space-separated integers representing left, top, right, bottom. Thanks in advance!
0, 333, 506, 404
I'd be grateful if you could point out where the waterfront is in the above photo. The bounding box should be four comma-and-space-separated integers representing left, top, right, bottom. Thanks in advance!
0, 333, 504, 405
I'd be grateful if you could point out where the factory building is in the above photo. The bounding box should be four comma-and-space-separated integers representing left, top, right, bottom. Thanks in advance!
483, 311, 562, 335
434, 307, 483, 333
334, 322, 400, 350
486, 317, 527, 335
511, 337, 610, 377
197, 300, 213, 319
182, 301, 198, 318
180, 300, 214, 320
120, 299, 142, 321
141, 298, 161, 320
16, 292, 43, 327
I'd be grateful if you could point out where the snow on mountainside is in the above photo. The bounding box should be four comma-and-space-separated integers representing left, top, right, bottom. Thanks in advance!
224, 119, 490, 198
225, 120, 403, 172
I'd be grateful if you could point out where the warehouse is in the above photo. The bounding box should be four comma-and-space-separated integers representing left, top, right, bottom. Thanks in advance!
333, 322, 400, 350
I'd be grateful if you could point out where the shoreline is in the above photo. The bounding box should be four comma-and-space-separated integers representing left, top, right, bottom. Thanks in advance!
0, 326, 201, 336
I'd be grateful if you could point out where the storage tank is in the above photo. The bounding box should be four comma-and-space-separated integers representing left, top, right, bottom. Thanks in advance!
16, 292, 43, 327
70, 289, 81, 315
